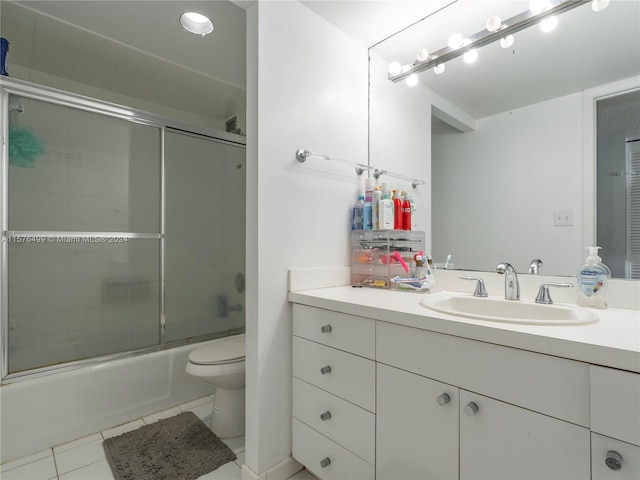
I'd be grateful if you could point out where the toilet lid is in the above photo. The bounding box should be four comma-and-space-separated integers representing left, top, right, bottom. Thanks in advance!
188, 334, 245, 365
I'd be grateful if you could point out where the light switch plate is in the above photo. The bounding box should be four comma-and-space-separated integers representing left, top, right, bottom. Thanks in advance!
554, 210, 573, 226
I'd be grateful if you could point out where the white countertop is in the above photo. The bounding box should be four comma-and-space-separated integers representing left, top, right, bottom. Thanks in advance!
289, 286, 640, 373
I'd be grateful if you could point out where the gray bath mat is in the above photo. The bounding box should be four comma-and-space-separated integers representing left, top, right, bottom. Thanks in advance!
103, 411, 236, 480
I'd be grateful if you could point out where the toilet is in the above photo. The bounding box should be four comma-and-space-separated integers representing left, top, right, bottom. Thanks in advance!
186, 333, 245, 439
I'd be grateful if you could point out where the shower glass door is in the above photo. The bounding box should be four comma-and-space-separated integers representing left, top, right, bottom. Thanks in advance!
164, 130, 246, 341
5, 95, 162, 374
2, 84, 246, 379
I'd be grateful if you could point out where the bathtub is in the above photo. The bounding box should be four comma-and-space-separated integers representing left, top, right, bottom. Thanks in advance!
0, 341, 218, 463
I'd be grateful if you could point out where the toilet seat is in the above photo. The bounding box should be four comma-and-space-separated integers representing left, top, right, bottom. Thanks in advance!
188, 333, 245, 366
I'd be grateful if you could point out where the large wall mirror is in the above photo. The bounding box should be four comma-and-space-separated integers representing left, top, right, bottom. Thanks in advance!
369, 0, 640, 278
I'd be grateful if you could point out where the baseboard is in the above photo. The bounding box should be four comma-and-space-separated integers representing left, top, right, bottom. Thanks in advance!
241, 456, 304, 480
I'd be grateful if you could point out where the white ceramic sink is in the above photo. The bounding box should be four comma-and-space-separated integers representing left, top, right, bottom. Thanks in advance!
419, 292, 599, 325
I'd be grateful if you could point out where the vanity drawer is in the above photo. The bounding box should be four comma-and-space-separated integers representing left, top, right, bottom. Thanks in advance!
293, 377, 375, 464
293, 337, 375, 412
591, 365, 640, 446
293, 304, 375, 359
292, 418, 375, 480
591, 433, 640, 479
376, 321, 590, 426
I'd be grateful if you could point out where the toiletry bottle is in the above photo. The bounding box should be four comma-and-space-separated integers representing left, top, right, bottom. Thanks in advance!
401, 191, 411, 230
576, 246, 611, 309
379, 193, 394, 229
364, 178, 374, 204
363, 178, 374, 230
363, 199, 372, 230
381, 182, 390, 199
372, 186, 382, 230
393, 190, 403, 230
351, 194, 364, 230
406, 194, 418, 230
426, 255, 437, 289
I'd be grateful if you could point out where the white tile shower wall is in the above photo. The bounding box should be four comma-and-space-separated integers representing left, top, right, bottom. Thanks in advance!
0, 339, 217, 463
245, 1, 368, 475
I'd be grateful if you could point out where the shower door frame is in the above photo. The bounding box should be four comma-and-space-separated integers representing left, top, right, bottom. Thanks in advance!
0, 77, 246, 383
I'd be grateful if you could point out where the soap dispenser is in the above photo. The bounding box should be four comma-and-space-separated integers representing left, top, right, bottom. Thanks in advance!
576, 246, 611, 309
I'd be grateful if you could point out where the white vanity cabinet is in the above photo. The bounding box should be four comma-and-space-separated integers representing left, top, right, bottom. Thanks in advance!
290, 299, 639, 480
376, 321, 590, 479
590, 365, 640, 479
292, 304, 376, 480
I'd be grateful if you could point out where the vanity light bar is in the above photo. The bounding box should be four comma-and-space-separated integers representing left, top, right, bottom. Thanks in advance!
388, 0, 590, 82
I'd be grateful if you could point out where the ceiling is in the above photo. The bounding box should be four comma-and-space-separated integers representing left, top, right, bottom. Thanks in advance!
0, 0, 453, 126
0, 0, 247, 125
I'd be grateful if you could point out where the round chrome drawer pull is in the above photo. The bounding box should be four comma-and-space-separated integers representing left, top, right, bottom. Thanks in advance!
320, 411, 332, 421
605, 451, 623, 471
464, 402, 479, 416
320, 365, 332, 375
320, 325, 332, 333
320, 457, 331, 468
436, 393, 451, 406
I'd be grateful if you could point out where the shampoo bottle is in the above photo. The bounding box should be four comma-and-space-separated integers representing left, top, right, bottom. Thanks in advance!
401, 191, 411, 230
372, 185, 382, 230
351, 194, 364, 230
393, 190, 403, 230
379, 193, 394, 229
576, 246, 611, 309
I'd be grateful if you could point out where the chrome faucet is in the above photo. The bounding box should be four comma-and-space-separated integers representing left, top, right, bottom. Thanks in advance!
528, 258, 543, 274
496, 262, 520, 300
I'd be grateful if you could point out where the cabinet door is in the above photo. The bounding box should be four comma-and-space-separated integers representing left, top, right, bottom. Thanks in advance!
459, 390, 590, 479
591, 365, 640, 446
376, 363, 459, 480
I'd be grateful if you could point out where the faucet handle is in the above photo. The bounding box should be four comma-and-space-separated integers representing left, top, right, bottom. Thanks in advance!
535, 282, 573, 304
459, 276, 488, 297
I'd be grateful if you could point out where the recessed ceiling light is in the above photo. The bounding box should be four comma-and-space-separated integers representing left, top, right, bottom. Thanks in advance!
180, 12, 214, 36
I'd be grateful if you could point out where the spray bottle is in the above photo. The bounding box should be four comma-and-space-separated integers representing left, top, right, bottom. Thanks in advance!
576, 246, 611, 309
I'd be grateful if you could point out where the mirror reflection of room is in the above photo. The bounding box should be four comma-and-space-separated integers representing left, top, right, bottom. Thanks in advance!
369, 0, 640, 278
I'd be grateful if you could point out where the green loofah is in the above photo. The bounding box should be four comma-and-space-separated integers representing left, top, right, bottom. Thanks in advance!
8, 126, 45, 168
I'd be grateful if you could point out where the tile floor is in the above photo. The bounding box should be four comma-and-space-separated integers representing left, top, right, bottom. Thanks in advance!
0, 396, 315, 480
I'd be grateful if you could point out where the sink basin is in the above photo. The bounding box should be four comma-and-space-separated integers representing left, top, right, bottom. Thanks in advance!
419, 292, 598, 325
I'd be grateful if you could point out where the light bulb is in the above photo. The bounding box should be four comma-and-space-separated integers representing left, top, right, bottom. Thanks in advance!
592, 0, 610, 12
463, 49, 478, 64
179, 12, 214, 36
405, 74, 419, 86
416, 48, 430, 62
540, 16, 558, 32
529, 0, 548, 13
448, 33, 464, 49
388, 61, 402, 76
434, 64, 445, 74
500, 35, 515, 48
486, 16, 502, 32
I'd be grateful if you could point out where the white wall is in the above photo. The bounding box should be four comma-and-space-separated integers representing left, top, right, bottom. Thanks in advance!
245, 1, 369, 475
432, 93, 584, 275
